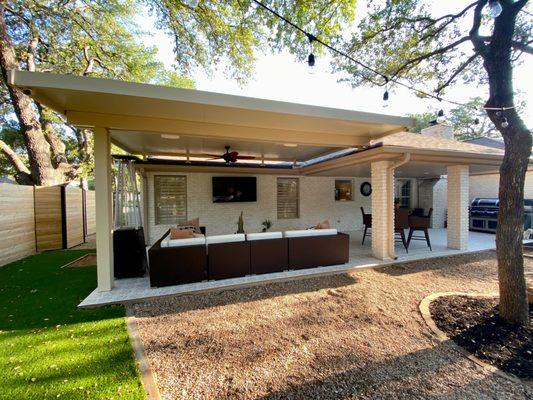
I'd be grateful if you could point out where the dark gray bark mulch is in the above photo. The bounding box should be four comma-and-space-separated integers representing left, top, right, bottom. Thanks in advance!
430, 295, 532, 379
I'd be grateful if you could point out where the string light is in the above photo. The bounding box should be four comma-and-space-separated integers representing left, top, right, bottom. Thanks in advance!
251, 0, 473, 107
501, 117, 509, 128
383, 77, 389, 102
487, 0, 503, 18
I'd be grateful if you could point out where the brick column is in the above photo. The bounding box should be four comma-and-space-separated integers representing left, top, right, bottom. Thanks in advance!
94, 127, 114, 292
447, 165, 469, 250
371, 161, 394, 259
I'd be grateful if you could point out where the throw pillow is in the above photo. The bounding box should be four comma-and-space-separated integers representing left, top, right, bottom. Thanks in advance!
316, 220, 331, 229
170, 228, 194, 240
178, 217, 201, 234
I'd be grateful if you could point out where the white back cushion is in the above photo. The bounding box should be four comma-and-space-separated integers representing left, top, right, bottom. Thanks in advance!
284, 229, 338, 238
160, 233, 205, 248
246, 232, 283, 241
206, 234, 246, 245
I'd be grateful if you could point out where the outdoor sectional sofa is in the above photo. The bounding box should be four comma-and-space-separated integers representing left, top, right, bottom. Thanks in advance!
148, 228, 350, 287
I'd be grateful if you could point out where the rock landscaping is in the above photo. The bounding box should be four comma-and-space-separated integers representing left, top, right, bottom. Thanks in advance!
132, 251, 533, 399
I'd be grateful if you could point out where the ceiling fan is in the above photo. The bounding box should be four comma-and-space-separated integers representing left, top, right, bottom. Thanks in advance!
206, 146, 256, 164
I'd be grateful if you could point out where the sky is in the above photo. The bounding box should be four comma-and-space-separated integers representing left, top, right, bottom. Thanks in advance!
137, 1, 533, 128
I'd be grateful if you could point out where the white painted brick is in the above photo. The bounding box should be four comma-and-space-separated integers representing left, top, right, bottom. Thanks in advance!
447, 165, 469, 250
469, 170, 533, 202
144, 172, 372, 244
371, 161, 394, 260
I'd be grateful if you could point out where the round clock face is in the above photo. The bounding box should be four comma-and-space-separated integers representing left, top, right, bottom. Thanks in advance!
360, 182, 372, 197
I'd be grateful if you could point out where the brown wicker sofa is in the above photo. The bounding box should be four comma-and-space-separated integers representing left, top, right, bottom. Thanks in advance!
285, 229, 350, 270
148, 229, 207, 287
148, 228, 350, 287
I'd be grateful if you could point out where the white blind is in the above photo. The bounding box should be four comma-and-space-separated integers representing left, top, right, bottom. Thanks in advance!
277, 177, 299, 219
154, 175, 187, 225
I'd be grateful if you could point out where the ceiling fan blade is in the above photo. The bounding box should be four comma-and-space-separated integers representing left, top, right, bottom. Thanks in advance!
236, 155, 256, 160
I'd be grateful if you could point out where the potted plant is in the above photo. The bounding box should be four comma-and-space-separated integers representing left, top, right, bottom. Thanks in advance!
236, 211, 245, 233
261, 219, 272, 232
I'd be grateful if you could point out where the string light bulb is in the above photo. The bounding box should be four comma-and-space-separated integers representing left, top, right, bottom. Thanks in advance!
307, 53, 315, 67
501, 117, 509, 128
487, 0, 502, 18
383, 77, 389, 102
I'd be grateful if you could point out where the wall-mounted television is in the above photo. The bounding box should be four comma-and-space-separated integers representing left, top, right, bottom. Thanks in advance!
212, 177, 257, 203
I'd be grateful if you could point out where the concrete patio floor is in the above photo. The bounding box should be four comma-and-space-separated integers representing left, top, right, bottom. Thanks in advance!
79, 229, 496, 308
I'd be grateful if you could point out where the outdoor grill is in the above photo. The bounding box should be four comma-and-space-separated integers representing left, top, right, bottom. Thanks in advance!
470, 198, 499, 233
469, 197, 533, 234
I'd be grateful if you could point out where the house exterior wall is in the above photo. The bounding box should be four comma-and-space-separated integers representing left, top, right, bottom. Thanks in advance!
144, 171, 372, 244
418, 177, 447, 228
469, 170, 533, 202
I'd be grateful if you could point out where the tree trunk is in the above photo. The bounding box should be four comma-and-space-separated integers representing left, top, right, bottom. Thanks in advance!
0, 2, 67, 186
493, 110, 531, 325
0, 139, 33, 184
484, 1, 530, 325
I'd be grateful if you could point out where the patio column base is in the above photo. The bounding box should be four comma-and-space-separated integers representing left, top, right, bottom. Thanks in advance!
371, 160, 394, 260
447, 165, 469, 250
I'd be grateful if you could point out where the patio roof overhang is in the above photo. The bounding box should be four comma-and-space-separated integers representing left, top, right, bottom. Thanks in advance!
8, 70, 415, 162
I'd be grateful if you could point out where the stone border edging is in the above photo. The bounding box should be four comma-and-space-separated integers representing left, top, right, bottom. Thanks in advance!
125, 308, 162, 400
419, 291, 525, 385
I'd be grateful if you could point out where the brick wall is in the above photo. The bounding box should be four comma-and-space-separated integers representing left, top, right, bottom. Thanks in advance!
144, 171, 372, 244
447, 165, 469, 250
469, 170, 533, 202
371, 161, 394, 260
418, 177, 447, 228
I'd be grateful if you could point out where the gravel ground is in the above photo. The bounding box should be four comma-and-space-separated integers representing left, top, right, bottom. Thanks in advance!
132, 251, 533, 399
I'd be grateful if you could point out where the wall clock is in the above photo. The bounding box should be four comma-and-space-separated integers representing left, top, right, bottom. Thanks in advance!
360, 182, 372, 197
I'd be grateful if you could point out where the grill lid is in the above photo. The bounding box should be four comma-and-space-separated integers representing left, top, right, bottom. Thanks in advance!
471, 198, 499, 207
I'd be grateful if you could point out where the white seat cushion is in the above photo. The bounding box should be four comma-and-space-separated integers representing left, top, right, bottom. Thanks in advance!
284, 229, 338, 238
206, 233, 246, 245
161, 233, 206, 248
246, 231, 283, 241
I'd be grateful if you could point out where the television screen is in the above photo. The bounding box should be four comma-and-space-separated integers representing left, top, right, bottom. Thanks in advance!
212, 177, 257, 203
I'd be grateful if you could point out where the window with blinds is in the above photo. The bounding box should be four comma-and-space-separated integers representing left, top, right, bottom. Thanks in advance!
154, 175, 187, 225
277, 177, 299, 219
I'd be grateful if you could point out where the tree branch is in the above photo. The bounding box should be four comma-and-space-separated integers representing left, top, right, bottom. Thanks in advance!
390, 36, 471, 79
82, 45, 104, 76
0, 139, 34, 185
511, 40, 533, 55
470, 0, 489, 56
435, 53, 479, 94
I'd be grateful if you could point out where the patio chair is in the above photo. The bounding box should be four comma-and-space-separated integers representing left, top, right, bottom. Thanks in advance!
394, 208, 410, 253
407, 208, 433, 251
361, 207, 372, 245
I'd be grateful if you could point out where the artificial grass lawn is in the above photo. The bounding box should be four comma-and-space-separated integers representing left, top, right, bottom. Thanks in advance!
0, 250, 145, 400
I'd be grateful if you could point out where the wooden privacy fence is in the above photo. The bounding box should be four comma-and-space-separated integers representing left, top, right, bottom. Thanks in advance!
0, 183, 96, 266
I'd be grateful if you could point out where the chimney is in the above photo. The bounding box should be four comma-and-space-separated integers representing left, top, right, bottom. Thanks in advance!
420, 122, 454, 140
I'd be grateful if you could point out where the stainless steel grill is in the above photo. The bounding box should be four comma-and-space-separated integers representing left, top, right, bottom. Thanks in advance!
469, 197, 533, 234
470, 198, 499, 233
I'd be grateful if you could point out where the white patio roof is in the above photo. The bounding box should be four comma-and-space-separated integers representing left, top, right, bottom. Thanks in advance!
9, 70, 414, 162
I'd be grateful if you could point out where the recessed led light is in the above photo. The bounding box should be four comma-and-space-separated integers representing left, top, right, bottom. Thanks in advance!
283, 143, 298, 147
161, 134, 181, 139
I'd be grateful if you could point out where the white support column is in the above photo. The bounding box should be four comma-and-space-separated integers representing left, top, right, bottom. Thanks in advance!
94, 127, 114, 291
447, 165, 469, 250
371, 161, 395, 260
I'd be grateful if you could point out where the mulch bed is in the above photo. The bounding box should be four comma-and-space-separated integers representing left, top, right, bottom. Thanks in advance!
430, 295, 532, 379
